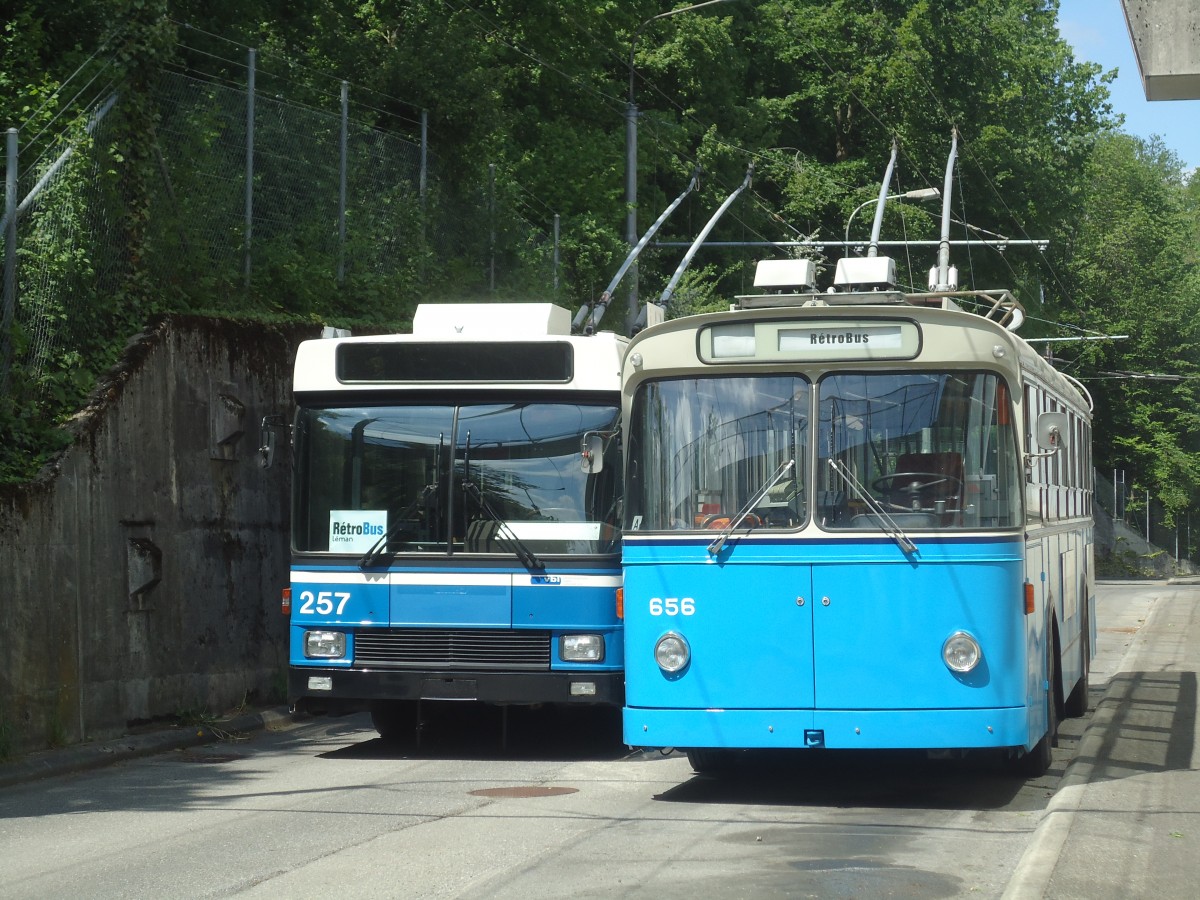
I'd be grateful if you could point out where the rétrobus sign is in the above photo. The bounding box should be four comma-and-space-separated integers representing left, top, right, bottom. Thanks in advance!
701, 319, 920, 363
328, 510, 387, 553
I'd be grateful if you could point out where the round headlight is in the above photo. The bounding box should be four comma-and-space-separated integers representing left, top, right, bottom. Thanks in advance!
654, 632, 690, 673
942, 631, 982, 673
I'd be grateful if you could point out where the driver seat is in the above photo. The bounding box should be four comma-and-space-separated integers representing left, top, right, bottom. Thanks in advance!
895, 452, 963, 514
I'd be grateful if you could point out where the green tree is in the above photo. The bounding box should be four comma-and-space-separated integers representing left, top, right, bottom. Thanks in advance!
1058, 133, 1200, 524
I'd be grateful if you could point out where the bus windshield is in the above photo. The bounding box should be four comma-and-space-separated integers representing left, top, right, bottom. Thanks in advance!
626, 370, 1021, 534
293, 401, 622, 556
818, 371, 1022, 531
627, 375, 809, 531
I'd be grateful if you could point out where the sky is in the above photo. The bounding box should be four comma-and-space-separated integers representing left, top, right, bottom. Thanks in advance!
1057, 0, 1200, 172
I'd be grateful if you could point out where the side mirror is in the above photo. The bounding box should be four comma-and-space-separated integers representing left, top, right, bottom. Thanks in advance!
581, 432, 606, 474
1037, 411, 1069, 452
1026, 411, 1069, 467
259, 414, 287, 468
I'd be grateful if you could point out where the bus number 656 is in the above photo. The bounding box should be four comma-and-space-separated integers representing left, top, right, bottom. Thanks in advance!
649, 597, 695, 616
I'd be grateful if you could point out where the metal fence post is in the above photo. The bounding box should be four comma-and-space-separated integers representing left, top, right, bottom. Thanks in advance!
2, 127, 16, 387
338, 80, 348, 285
489, 163, 495, 293
244, 48, 256, 289
420, 110, 428, 207
553, 213, 560, 295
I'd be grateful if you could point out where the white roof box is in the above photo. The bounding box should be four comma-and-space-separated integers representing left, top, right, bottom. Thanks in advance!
753, 259, 816, 292
412, 303, 571, 337
833, 256, 896, 291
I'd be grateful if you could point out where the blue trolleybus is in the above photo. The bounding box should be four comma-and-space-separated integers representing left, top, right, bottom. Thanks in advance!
285, 303, 626, 738
620, 257, 1094, 775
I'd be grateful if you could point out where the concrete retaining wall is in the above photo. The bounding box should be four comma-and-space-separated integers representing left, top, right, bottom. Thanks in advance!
0, 316, 316, 754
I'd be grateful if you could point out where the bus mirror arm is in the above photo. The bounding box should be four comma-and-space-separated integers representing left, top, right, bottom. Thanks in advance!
1025, 412, 1069, 467
581, 428, 619, 474
258, 415, 288, 469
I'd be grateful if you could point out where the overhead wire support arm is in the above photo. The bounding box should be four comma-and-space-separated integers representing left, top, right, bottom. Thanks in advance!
573, 169, 701, 334
654, 163, 754, 316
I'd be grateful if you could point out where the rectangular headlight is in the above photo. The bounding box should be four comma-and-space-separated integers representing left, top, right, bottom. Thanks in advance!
304, 630, 347, 659
560, 634, 604, 662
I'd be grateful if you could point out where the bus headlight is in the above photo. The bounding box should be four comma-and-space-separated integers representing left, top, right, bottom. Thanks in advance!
561, 634, 605, 662
655, 632, 690, 673
942, 631, 982, 673
304, 631, 347, 659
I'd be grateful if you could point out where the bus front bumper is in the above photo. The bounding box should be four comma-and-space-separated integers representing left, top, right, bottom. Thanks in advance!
291, 667, 624, 712
623, 705, 1031, 751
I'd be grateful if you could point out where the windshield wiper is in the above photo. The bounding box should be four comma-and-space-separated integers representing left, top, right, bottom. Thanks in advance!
462, 481, 544, 570
461, 429, 544, 570
359, 433, 443, 568
707, 459, 795, 557
827, 458, 917, 555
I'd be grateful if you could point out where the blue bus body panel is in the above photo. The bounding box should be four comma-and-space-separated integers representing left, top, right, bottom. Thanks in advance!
622, 535, 1028, 750
390, 573, 512, 627
290, 566, 622, 672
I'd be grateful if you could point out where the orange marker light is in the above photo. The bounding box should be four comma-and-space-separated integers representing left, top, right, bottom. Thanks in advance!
616, 587, 624, 620
281, 587, 292, 615
1024, 582, 1035, 615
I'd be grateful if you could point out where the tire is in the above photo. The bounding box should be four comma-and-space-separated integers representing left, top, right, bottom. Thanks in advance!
1064, 600, 1091, 718
370, 700, 417, 742
1010, 635, 1059, 777
686, 748, 736, 774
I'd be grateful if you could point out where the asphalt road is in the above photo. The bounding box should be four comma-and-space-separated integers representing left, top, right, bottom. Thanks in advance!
0, 581, 1181, 899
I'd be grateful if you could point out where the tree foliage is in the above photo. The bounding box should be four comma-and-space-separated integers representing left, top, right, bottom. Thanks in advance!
5, 0, 1200, 529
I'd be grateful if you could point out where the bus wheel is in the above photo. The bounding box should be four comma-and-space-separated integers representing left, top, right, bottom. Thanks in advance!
1064, 602, 1091, 718
686, 748, 736, 774
1010, 640, 1059, 777
371, 700, 418, 742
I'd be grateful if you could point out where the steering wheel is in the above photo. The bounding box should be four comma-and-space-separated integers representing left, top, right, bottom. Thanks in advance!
871, 472, 962, 509
872, 472, 957, 493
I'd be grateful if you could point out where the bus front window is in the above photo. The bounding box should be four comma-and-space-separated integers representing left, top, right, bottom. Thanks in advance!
293, 402, 623, 556
627, 376, 809, 532
817, 372, 1021, 531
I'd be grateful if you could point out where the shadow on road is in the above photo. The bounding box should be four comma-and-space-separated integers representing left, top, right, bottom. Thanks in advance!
317, 702, 627, 763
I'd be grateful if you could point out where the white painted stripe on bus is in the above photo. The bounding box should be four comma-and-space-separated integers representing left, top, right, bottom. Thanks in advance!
292, 571, 620, 589
291, 571, 389, 585
515, 574, 622, 588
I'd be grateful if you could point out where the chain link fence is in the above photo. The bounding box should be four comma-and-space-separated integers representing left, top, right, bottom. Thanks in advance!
2, 57, 561, 413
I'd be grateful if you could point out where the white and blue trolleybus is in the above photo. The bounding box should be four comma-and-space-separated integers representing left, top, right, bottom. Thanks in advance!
285, 303, 626, 738
620, 254, 1094, 775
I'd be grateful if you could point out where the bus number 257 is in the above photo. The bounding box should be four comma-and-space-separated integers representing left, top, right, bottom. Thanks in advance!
298, 590, 351, 615
649, 597, 695, 616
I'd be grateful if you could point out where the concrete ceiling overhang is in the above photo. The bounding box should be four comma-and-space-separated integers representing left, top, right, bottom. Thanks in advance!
1122, 0, 1200, 100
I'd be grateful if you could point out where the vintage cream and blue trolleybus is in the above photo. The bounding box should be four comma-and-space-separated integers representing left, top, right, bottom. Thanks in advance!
620, 256, 1094, 775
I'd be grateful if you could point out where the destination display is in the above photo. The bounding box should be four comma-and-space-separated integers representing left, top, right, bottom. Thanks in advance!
701, 319, 920, 362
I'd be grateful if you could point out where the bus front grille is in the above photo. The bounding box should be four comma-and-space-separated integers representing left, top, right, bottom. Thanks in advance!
354, 629, 551, 671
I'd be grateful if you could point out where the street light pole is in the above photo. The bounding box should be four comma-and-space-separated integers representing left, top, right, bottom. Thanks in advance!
625, 0, 740, 332
843, 187, 941, 249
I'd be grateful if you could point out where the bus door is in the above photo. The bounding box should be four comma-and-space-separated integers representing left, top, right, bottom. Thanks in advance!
623, 542, 817, 712
625, 373, 815, 713
810, 370, 1027, 721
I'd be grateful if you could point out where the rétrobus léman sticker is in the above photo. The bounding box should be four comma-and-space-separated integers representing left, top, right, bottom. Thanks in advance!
328, 510, 388, 553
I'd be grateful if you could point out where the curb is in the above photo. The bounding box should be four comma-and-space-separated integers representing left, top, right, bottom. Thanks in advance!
0, 707, 303, 790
